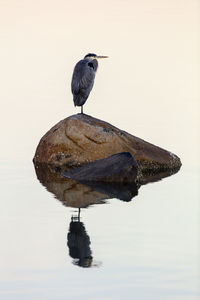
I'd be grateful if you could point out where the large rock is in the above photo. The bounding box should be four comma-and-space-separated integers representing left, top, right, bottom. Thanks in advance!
33, 114, 181, 175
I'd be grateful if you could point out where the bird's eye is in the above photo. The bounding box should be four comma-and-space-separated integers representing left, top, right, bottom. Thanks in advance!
88, 62, 94, 69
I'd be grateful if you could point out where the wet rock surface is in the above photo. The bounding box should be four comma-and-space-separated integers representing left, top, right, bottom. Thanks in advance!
63, 152, 138, 183
33, 114, 181, 179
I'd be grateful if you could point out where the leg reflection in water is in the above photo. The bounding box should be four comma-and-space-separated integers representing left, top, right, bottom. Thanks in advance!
67, 208, 93, 268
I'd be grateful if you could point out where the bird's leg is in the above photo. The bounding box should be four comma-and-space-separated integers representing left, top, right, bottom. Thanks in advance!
78, 208, 81, 221
81, 106, 83, 114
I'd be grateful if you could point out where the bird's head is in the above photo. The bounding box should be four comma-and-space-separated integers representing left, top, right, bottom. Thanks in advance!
84, 53, 108, 61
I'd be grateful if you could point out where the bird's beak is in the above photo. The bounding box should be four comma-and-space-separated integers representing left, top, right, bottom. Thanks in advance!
96, 56, 108, 59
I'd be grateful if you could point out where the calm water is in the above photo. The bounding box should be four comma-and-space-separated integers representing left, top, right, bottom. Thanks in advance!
0, 156, 199, 299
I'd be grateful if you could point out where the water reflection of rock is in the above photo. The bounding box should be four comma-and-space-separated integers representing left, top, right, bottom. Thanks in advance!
34, 163, 180, 208
34, 163, 180, 268
67, 209, 93, 268
34, 163, 139, 207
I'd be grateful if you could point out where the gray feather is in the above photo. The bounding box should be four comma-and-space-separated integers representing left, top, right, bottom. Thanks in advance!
71, 59, 98, 107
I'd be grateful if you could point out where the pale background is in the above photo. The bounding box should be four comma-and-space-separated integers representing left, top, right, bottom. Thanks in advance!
0, 0, 199, 299
0, 0, 199, 165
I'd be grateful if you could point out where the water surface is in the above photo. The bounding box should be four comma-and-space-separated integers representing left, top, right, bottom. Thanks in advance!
0, 158, 199, 299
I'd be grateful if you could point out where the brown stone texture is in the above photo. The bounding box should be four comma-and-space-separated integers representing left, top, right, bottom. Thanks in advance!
33, 114, 181, 173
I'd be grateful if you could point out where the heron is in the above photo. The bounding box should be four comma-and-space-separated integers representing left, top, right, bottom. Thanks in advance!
71, 53, 108, 114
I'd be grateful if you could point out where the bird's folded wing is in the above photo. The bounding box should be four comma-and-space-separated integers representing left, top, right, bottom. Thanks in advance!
71, 60, 95, 94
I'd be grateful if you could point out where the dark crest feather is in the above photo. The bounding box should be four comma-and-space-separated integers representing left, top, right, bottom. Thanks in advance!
84, 53, 97, 59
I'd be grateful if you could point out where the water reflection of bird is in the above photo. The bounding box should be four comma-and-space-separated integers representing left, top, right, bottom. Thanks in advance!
67, 209, 93, 268
71, 53, 108, 114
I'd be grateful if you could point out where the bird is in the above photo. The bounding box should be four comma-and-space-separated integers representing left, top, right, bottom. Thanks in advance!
71, 53, 108, 114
